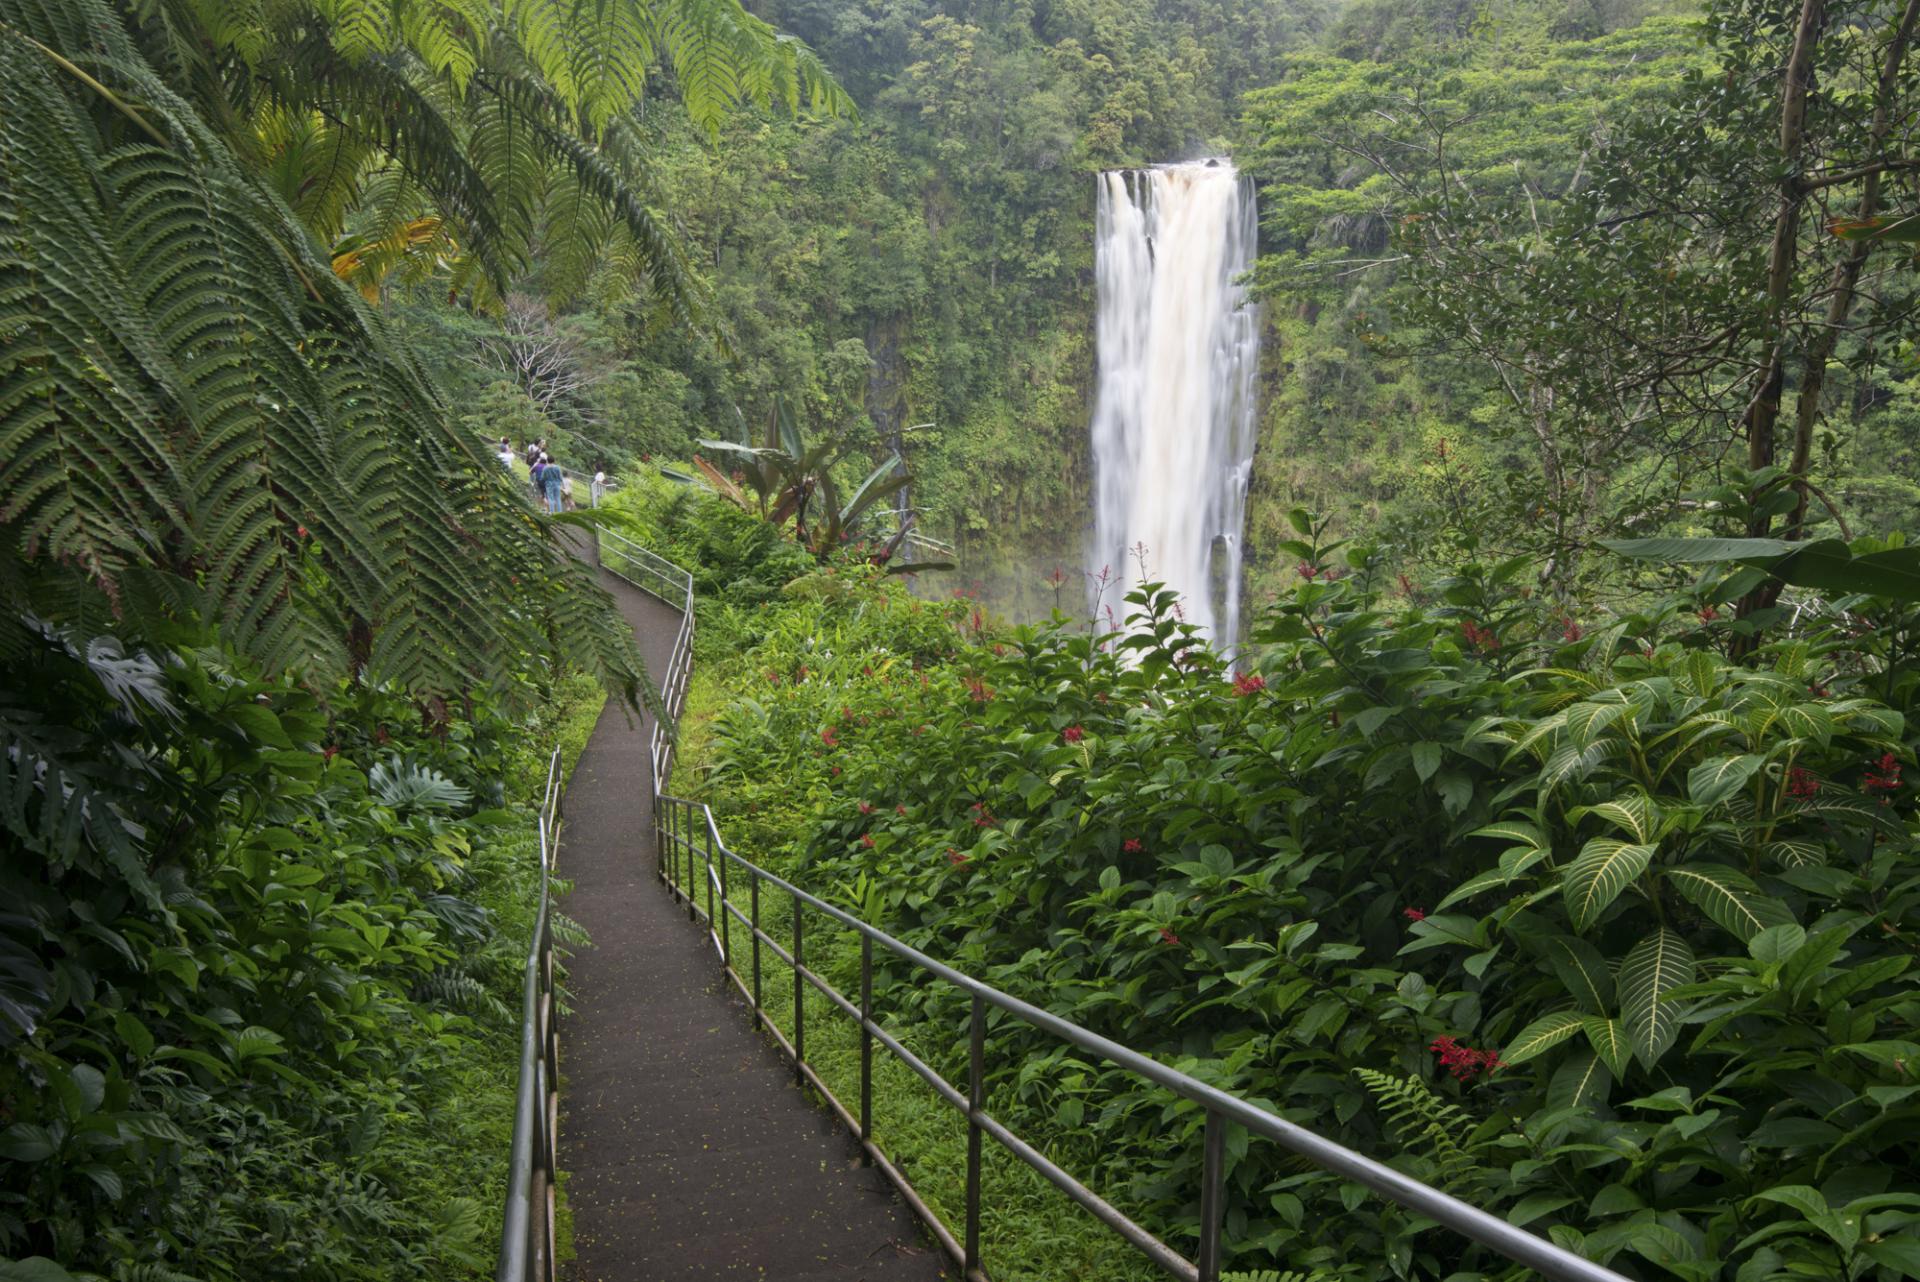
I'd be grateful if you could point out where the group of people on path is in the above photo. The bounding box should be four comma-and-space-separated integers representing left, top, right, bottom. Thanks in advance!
496, 437, 608, 513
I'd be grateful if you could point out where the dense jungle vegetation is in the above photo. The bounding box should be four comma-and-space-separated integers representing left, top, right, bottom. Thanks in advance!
9, 0, 1920, 1280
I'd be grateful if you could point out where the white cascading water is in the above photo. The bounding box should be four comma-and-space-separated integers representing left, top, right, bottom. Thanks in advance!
1090, 161, 1260, 646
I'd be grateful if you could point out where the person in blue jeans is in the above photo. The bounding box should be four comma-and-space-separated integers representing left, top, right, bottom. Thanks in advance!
542, 461, 565, 513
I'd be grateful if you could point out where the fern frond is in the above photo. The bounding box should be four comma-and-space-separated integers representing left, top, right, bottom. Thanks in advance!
1351, 1068, 1478, 1194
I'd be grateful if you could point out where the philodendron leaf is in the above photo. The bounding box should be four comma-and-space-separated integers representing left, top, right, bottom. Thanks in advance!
1620, 928, 1696, 1068
1687, 754, 1765, 807
1749, 923, 1807, 964
1666, 863, 1794, 943
1503, 1010, 1587, 1064
1563, 838, 1656, 931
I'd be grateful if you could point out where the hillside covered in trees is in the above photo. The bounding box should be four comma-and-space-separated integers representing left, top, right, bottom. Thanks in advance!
8, 0, 1920, 1280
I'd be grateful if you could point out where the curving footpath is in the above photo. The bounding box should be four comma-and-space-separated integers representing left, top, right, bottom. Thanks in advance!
556, 546, 949, 1281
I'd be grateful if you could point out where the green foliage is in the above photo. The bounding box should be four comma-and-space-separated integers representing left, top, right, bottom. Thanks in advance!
0, 608, 598, 1279
681, 523, 1920, 1280
0, 0, 645, 705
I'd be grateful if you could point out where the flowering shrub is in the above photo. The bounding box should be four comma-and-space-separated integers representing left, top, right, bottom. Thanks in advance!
686, 531, 1920, 1280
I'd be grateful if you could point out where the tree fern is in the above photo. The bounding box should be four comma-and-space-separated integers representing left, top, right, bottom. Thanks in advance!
0, 1, 646, 707
119, 0, 855, 306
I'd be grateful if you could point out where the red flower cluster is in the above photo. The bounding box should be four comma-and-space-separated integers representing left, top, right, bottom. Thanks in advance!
1123, 838, 1145, 854
1559, 617, 1583, 643
1697, 606, 1720, 623
296, 525, 310, 539
1296, 562, 1320, 581
1460, 619, 1499, 653
1158, 927, 1180, 946
1864, 752, 1903, 803
860, 834, 875, 849
1232, 672, 1267, 697
1809, 680, 1832, 698
820, 726, 839, 748
795, 665, 809, 681
1403, 907, 1426, 922
1786, 766, 1821, 799
948, 848, 970, 867
970, 801, 998, 829
858, 801, 874, 815
896, 804, 907, 816
965, 677, 994, 703
1431, 1036, 1503, 1081
766, 670, 782, 687
1063, 725, 1086, 743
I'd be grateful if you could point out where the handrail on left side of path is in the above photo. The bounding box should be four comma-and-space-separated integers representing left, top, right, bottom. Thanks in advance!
497, 748, 565, 1282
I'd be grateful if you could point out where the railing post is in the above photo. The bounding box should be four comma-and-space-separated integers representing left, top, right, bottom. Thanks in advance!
750, 876, 762, 1012
1197, 1109, 1225, 1282
792, 894, 805, 1084
716, 832, 731, 969
703, 816, 715, 931
859, 933, 873, 1163
965, 991, 984, 1277
685, 805, 696, 923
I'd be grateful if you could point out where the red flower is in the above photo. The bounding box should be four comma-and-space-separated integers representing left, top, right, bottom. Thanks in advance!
1460, 619, 1499, 653
1403, 907, 1426, 922
1809, 680, 1831, 698
1786, 766, 1820, 799
1123, 838, 1145, 854
321, 745, 339, 761
1397, 573, 1416, 597
1697, 606, 1720, 623
1158, 927, 1180, 946
1232, 672, 1266, 697
1863, 752, 1902, 803
862, 665, 873, 677
831, 765, 842, 777
1430, 1035, 1503, 1081
858, 801, 874, 815
1063, 725, 1086, 743
796, 665, 809, 681
965, 677, 994, 703
1559, 617, 1583, 643
947, 848, 969, 867
296, 525, 309, 539
860, 834, 875, 849
1296, 562, 1319, 581
896, 804, 907, 816
766, 670, 782, 687
821, 726, 840, 748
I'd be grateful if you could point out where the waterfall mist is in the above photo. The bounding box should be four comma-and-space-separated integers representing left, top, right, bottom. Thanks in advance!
1089, 161, 1260, 646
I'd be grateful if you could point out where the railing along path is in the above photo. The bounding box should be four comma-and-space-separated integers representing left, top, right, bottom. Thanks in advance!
614, 536, 1630, 1282
496, 750, 564, 1282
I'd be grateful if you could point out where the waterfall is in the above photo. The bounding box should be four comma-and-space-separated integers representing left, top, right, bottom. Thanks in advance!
1089, 161, 1260, 647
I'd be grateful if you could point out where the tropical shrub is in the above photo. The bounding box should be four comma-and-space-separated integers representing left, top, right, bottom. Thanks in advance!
0, 615, 595, 1280
684, 524, 1920, 1281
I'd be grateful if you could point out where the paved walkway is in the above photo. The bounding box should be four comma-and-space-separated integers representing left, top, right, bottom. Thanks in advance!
557, 548, 949, 1281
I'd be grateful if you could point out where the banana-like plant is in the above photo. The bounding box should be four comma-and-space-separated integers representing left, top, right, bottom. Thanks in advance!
695, 397, 946, 571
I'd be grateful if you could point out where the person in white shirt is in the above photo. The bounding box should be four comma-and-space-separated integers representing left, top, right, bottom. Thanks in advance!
591, 470, 607, 508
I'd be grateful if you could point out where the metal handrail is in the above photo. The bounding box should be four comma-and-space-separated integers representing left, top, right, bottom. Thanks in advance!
598, 525, 695, 786
496, 749, 565, 1282
632, 547, 1630, 1282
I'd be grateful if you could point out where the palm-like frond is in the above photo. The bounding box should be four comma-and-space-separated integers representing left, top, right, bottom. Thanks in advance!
123, 0, 853, 306
0, 1, 644, 706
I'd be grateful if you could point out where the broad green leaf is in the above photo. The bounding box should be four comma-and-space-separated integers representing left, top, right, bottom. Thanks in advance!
1562, 838, 1655, 931
1666, 863, 1793, 942
1470, 820, 1545, 849
1502, 1010, 1587, 1064
1619, 928, 1695, 1068
1580, 792, 1660, 842
1583, 1016, 1631, 1077
1748, 923, 1806, 964
1564, 699, 1630, 746
1546, 936, 1615, 1012
1687, 754, 1764, 807
1546, 1049, 1613, 1112
1410, 741, 1442, 782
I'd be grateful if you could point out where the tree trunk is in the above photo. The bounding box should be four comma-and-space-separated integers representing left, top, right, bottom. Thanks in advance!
1783, 0, 1920, 536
